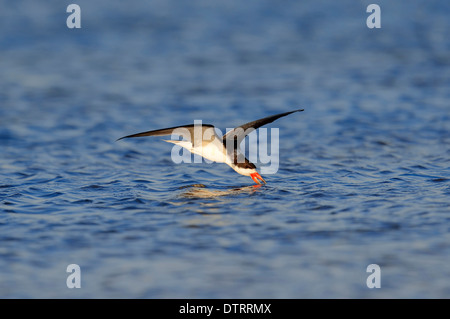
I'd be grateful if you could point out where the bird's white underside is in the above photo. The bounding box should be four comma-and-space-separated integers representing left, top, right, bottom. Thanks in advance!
165, 138, 256, 176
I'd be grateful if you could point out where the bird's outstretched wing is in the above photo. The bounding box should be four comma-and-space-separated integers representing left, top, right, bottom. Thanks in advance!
117, 124, 217, 147
222, 109, 304, 146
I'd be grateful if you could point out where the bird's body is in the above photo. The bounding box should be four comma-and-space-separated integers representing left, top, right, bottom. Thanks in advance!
118, 109, 304, 184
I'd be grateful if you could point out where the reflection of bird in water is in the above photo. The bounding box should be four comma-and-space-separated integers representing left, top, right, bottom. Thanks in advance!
178, 184, 261, 199
118, 109, 304, 185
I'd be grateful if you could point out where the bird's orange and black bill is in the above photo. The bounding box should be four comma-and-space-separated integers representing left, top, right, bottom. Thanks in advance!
250, 172, 266, 185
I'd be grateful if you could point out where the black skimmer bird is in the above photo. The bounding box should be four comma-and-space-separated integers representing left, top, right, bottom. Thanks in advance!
118, 109, 304, 185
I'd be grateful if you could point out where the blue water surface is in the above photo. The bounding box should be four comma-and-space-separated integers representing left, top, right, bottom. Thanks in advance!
0, 0, 449, 298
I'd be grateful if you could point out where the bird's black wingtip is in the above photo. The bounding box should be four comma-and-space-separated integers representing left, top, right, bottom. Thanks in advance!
116, 133, 142, 141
